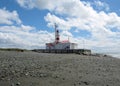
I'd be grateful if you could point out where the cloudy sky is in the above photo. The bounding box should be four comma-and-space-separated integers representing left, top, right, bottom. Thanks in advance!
0, 0, 120, 54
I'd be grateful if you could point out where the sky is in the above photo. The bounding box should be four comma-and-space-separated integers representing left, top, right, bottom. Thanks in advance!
0, 0, 120, 55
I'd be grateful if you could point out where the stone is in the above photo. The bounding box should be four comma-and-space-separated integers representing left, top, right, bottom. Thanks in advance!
16, 82, 20, 86
11, 83, 15, 86
83, 81, 89, 85
25, 72, 29, 76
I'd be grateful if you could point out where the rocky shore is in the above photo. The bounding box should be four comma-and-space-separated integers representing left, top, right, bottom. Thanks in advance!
0, 50, 120, 86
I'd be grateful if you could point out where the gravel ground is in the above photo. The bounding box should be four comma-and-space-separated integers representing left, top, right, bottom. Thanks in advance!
0, 50, 120, 86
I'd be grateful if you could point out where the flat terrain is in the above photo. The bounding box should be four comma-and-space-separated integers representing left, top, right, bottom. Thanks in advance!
0, 50, 120, 86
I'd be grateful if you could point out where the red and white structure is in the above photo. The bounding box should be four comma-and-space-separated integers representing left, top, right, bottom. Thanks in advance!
46, 24, 77, 50
54, 24, 60, 44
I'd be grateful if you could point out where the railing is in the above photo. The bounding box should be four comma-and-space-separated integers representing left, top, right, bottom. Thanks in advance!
32, 49, 91, 55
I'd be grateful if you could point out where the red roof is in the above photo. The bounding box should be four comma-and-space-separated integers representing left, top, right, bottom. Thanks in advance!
60, 40, 69, 43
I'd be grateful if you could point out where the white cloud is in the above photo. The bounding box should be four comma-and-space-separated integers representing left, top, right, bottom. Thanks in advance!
0, 8, 54, 49
61, 31, 73, 37
42, 0, 120, 53
16, 0, 35, 9
44, 13, 71, 30
17, 0, 76, 12
0, 8, 22, 25
0, 0, 119, 55
16, 0, 95, 17
0, 25, 54, 49
94, 0, 110, 11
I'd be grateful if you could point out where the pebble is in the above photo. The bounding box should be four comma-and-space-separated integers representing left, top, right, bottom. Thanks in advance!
25, 72, 29, 76
16, 82, 20, 86
62, 78, 65, 80
11, 83, 15, 86
73, 83, 76, 86
83, 81, 89, 85
11, 82, 20, 86
40, 73, 47, 77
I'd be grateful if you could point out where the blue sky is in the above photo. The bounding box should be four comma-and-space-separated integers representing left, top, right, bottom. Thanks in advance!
0, 0, 120, 55
0, 0, 49, 30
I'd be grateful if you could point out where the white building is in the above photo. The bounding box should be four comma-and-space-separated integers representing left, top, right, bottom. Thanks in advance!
46, 42, 77, 50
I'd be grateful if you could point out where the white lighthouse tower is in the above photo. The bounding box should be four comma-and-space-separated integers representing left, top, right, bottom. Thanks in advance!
54, 23, 60, 44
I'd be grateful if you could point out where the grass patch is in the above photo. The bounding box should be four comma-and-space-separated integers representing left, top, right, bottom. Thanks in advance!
0, 48, 28, 52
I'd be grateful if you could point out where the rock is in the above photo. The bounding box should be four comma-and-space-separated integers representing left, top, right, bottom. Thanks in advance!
11, 83, 15, 86
83, 81, 89, 85
73, 83, 76, 86
52, 74, 60, 79
40, 73, 44, 77
62, 78, 65, 80
25, 72, 29, 76
7, 78, 11, 81
39, 73, 47, 77
78, 82, 81, 85
69, 71, 71, 73
11, 70, 15, 74
16, 82, 20, 86
0, 75, 5, 80
1, 64, 4, 67
9, 64, 12, 67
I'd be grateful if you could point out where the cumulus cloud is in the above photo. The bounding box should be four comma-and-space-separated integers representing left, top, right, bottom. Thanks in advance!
0, 8, 54, 49
17, 0, 75, 12
44, 13, 71, 30
94, 0, 110, 11
17, 0, 95, 17
0, 25, 54, 49
1, 0, 120, 54
0, 8, 22, 25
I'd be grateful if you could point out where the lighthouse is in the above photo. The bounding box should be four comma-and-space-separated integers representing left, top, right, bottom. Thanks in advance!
46, 24, 77, 50
54, 23, 60, 44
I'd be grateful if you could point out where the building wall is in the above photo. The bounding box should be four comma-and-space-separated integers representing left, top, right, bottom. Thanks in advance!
70, 43, 77, 49
46, 42, 77, 49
